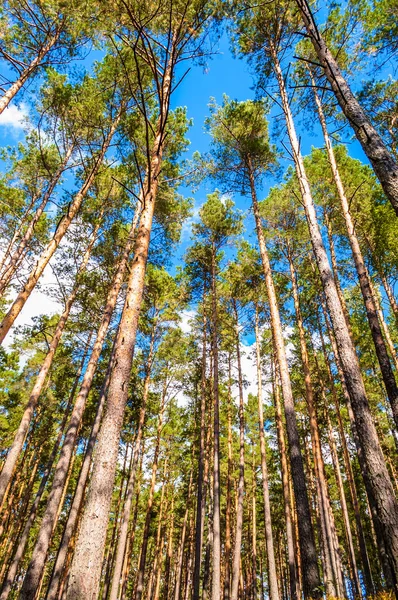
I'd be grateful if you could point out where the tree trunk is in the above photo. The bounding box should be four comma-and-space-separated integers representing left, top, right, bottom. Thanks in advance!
210, 240, 221, 600
193, 300, 208, 600
134, 395, 166, 600
273, 46, 398, 587
174, 473, 192, 600
65, 51, 172, 595
254, 305, 279, 600
46, 339, 117, 600
0, 28, 62, 115
0, 143, 75, 297
223, 356, 233, 600
230, 301, 245, 600
18, 205, 139, 600
108, 322, 157, 600
248, 155, 320, 599
0, 217, 100, 506
0, 111, 121, 344
295, 0, 398, 214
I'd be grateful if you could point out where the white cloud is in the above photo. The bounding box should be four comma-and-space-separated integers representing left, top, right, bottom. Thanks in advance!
0, 103, 27, 130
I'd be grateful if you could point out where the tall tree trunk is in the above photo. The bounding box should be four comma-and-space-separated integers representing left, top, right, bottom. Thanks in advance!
0, 110, 121, 344
287, 245, 343, 597
368, 277, 398, 372
210, 240, 222, 600
65, 53, 172, 597
46, 340, 117, 600
295, 0, 398, 214
251, 448, 257, 600
272, 46, 398, 587
230, 301, 245, 600
248, 155, 320, 598
223, 355, 233, 600
0, 27, 63, 115
271, 359, 300, 600
174, 473, 192, 600
19, 205, 139, 600
0, 143, 75, 297
146, 464, 167, 600
134, 395, 166, 600
193, 300, 208, 600
254, 305, 279, 600
310, 72, 398, 428
0, 217, 101, 506
109, 322, 157, 600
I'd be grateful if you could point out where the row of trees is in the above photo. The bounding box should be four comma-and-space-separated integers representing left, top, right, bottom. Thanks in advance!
0, 0, 397, 599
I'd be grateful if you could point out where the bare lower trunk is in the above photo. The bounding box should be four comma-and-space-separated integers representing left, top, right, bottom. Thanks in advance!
19, 207, 139, 600
248, 157, 320, 598
254, 306, 279, 600
0, 218, 100, 507
109, 325, 156, 600
193, 303, 208, 600
174, 473, 192, 600
0, 29, 62, 115
45, 340, 118, 600
223, 357, 233, 600
230, 302, 245, 600
273, 47, 398, 587
295, 0, 398, 214
0, 112, 121, 344
0, 143, 75, 297
211, 242, 221, 600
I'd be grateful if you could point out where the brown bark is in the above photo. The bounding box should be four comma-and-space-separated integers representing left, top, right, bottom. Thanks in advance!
230, 301, 245, 600
254, 306, 279, 600
273, 45, 398, 587
0, 143, 75, 297
271, 361, 300, 600
134, 396, 166, 600
19, 205, 139, 600
193, 301, 208, 600
223, 356, 233, 600
0, 111, 121, 345
174, 473, 192, 600
0, 29, 62, 115
210, 240, 221, 600
109, 322, 157, 600
248, 155, 320, 598
0, 218, 100, 507
295, 0, 398, 214
65, 51, 172, 596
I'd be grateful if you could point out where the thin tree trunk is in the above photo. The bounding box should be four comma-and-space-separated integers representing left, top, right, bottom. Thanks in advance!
0, 28, 63, 115
0, 143, 75, 297
295, 0, 398, 214
231, 301, 245, 600
271, 359, 300, 600
0, 111, 121, 344
193, 299, 208, 600
210, 240, 222, 600
174, 473, 192, 600
248, 156, 320, 598
254, 305, 279, 600
134, 395, 166, 600
251, 449, 257, 600
0, 217, 100, 506
19, 205, 139, 600
273, 46, 398, 586
224, 356, 233, 600
368, 277, 398, 371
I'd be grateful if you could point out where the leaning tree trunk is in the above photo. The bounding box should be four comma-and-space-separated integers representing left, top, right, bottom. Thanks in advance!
309, 77, 398, 426
0, 27, 63, 115
0, 217, 101, 506
0, 110, 121, 344
0, 143, 75, 297
294, 0, 398, 214
248, 156, 321, 599
254, 305, 279, 600
230, 301, 245, 600
272, 45, 398, 587
18, 206, 139, 600
64, 55, 172, 597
